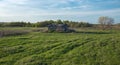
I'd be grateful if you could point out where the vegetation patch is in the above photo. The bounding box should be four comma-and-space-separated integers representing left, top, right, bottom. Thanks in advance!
0, 28, 120, 65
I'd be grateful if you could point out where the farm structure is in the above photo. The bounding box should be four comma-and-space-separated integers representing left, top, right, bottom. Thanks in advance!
48, 24, 75, 32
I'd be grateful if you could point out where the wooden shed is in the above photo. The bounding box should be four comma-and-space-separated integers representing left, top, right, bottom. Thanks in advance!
48, 24, 69, 32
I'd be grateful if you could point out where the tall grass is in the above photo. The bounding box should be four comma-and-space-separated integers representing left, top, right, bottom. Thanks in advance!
0, 28, 120, 65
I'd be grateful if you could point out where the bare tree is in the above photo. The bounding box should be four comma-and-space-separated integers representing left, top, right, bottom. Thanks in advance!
98, 16, 114, 30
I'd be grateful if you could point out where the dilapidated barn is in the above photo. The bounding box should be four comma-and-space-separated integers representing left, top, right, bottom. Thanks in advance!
48, 24, 75, 32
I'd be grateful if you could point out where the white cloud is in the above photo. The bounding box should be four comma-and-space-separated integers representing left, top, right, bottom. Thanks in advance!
48, 8, 120, 16
3, 0, 29, 4
0, 0, 86, 17
61, 5, 90, 10
0, 0, 120, 23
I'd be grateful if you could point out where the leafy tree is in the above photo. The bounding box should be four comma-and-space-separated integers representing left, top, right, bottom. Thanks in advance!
63, 20, 69, 24
56, 20, 63, 24
35, 20, 54, 27
5, 22, 26, 27
78, 22, 92, 27
25, 22, 32, 27
0, 22, 4, 27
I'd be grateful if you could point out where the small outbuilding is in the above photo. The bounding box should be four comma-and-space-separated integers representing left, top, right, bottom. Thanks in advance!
48, 24, 75, 32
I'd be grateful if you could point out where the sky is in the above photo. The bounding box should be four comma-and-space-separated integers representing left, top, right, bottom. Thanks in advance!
0, 0, 120, 23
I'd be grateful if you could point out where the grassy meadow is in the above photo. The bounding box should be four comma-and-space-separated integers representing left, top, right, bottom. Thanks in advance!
0, 27, 120, 65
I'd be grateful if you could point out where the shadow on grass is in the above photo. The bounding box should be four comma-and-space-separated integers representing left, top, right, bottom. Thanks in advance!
76, 31, 112, 34
0, 30, 29, 38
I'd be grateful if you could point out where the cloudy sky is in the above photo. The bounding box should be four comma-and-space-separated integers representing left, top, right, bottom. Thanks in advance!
0, 0, 120, 23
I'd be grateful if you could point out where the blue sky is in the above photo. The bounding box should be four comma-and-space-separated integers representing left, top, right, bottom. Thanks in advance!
0, 0, 120, 23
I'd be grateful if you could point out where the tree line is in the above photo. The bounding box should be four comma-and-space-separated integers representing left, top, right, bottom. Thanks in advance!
0, 16, 119, 30
0, 20, 92, 28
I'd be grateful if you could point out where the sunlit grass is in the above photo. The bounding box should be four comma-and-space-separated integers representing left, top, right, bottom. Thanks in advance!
0, 28, 120, 65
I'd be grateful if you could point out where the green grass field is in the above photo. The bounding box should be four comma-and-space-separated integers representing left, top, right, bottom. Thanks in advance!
0, 28, 120, 65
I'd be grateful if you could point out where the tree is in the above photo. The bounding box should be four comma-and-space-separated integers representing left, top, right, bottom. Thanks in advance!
56, 19, 63, 24
78, 22, 92, 27
98, 16, 114, 30
5, 22, 26, 27
25, 22, 33, 27
63, 20, 69, 24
